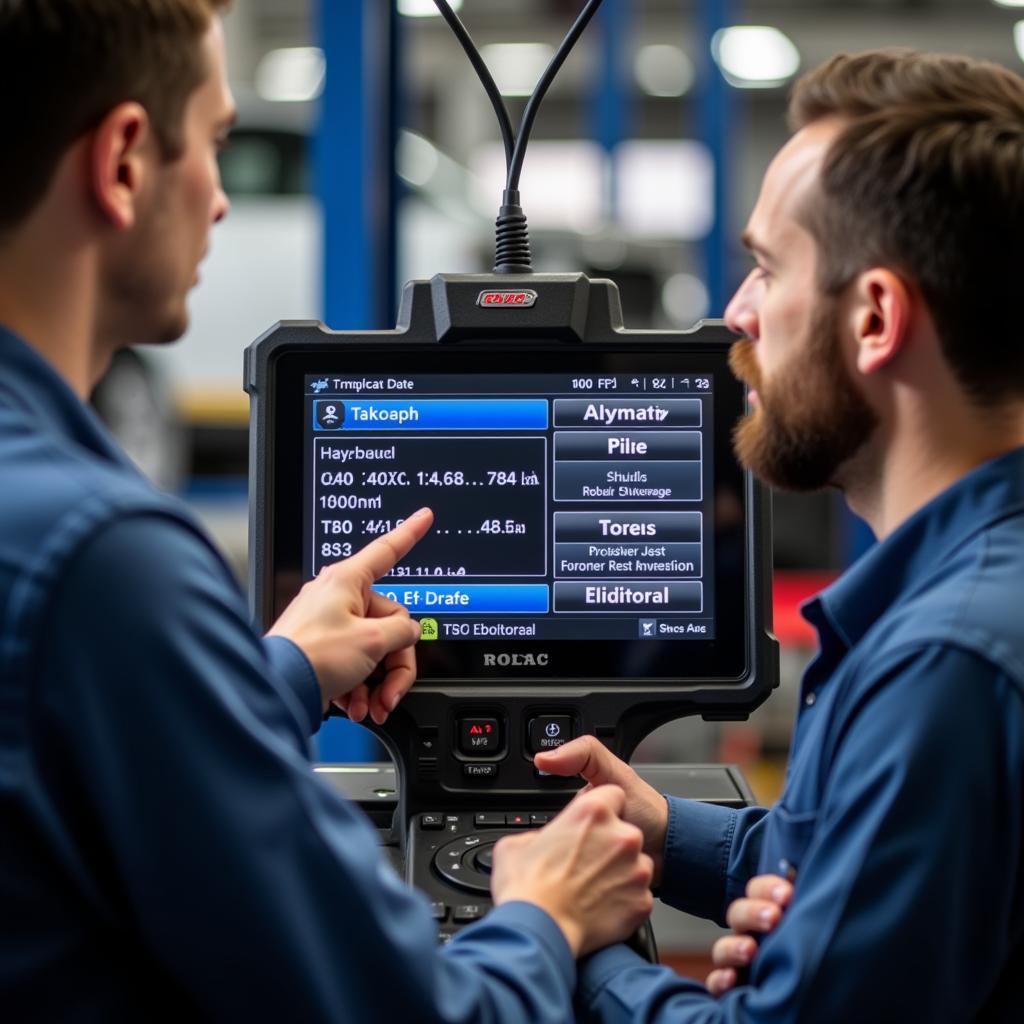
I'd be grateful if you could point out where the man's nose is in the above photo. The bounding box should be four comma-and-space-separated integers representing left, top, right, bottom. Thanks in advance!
213, 188, 230, 225
723, 272, 759, 341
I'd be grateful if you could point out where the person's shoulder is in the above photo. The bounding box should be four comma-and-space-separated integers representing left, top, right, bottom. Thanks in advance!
862, 514, 1024, 694
0, 409, 207, 601
0, 403, 171, 518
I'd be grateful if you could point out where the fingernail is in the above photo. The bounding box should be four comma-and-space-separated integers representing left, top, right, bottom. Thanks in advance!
759, 907, 776, 926
771, 884, 789, 902
740, 939, 755, 961
412, 507, 431, 518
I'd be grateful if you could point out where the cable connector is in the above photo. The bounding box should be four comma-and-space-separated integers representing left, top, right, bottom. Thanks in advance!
494, 189, 532, 274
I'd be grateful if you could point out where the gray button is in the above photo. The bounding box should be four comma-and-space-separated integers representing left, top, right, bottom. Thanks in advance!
639, 619, 658, 638
553, 398, 702, 428
556, 542, 702, 579
805, 692, 817, 707
553, 511, 702, 543
555, 580, 703, 613
553, 461, 702, 502
554, 431, 701, 461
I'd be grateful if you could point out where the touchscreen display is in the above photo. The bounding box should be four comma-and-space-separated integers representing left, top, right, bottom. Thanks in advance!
304, 372, 717, 644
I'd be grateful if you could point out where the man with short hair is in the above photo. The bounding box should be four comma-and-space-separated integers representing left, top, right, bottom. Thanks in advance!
0, 3, 653, 1019
540, 50, 1024, 1021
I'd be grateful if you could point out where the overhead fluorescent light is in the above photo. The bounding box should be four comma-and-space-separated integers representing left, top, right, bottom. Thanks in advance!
255, 46, 325, 103
399, 0, 463, 15
711, 26, 800, 89
397, 130, 440, 188
1015, 20, 1024, 62
634, 44, 694, 98
617, 140, 714, 239
480, 43, 555, 97
662, 273, 710, 326
994, 0, 1024, 8
470, 140, 603, 230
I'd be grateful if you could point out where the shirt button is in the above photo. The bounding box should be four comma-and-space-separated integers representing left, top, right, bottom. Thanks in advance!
804, 692, 817, 707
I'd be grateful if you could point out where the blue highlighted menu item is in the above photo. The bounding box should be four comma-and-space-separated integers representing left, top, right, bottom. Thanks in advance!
373, 584, 550, 614
314, 399, 548, 431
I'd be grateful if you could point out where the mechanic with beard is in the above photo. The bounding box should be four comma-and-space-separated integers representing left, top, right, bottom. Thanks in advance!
538, 50, 1024, 1023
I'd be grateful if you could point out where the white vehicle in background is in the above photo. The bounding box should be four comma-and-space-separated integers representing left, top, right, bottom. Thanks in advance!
94, 106, 482, 491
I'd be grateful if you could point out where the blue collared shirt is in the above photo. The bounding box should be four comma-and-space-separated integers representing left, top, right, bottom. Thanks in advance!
0, 326, 575, 1022
580, 449, 1024, 1022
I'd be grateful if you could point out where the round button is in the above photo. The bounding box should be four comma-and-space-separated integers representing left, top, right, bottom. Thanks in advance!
474, 845, 495, 874
434, 833, 505, 894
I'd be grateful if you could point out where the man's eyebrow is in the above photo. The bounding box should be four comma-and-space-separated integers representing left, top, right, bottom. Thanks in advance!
740, 229, 775, 265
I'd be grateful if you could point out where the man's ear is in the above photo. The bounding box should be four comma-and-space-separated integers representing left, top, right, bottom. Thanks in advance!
89, 102, 152, 231
848, 268, 913, 376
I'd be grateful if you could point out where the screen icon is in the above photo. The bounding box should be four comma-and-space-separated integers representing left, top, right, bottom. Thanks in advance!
639, 619, 657, 639
418, 617, 439, 641
315, 400, 345, 429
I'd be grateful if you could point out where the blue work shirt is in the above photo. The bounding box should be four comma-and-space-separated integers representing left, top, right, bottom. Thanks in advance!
580, 449, 1024, 1022
0, 325, 575, 1021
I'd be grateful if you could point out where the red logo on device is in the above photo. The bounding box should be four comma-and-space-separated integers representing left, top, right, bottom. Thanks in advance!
476, 289, 538, 308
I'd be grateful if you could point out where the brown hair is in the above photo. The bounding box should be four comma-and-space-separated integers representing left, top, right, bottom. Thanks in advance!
0, 0, 230, 232
789, 50, 1024, 401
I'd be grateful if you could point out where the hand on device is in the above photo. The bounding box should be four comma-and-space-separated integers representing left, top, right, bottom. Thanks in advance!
267, 508, 434, 723
534, 736, 669, 886
489, 785, 654, 958
705, 874, 793, 996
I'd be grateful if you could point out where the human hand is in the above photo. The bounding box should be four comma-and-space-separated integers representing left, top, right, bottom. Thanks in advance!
489, 785, 654, 958
266, 508, 433, 723
705, 874, 793, 996
534, 736, 669, 886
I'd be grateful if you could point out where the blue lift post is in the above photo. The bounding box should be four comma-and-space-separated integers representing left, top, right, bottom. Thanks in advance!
592, 0, 631, 222
314, 0, 401, 762
697, 0, 735, 316
315, 0, 398, 332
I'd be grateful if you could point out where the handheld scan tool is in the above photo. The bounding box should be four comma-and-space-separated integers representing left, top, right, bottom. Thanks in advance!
246, 0, 778, 953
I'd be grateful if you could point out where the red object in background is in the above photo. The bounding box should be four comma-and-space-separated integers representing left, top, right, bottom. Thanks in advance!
772, 571, 838, 647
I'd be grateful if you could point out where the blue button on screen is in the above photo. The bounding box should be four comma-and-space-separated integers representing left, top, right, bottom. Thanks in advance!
373, 584, 549, 614
314, 399, 548, 431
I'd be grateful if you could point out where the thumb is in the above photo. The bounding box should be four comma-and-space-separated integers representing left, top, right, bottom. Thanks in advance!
535, 735, 635, 788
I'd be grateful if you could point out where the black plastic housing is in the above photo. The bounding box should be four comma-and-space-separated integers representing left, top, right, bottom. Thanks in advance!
245, 273, 779, 821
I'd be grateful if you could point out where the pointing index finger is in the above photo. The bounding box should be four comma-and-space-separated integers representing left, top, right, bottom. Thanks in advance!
345, 508, 434, 581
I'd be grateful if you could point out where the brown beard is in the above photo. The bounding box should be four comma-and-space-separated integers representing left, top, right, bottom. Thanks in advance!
727, 300, 878, 492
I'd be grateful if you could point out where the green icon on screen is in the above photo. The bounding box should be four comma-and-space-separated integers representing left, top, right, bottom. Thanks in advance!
418, 618, 439, 641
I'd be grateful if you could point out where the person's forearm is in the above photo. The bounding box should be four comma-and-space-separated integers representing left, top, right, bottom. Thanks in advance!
658, 798, 768, 924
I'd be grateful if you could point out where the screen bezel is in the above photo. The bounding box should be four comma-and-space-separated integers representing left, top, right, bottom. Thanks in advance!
268, 342, 749, 684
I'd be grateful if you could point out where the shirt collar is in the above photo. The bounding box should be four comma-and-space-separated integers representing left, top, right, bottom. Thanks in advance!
0, 323, 132, 469
803, 447, 1024, 652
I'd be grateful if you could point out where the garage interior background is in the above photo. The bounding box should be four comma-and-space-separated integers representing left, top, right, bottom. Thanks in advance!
86, 0, 1020, 962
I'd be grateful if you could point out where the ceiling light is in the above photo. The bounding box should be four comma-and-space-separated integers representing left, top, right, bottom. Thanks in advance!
634, 44, 694, 98
711, 26, 800, 89
662, 273, 710, 326
1014, 21, 1024, 63
994, 0, 1024, 8
480, 43, 555, 97
255, 47, 325, 103
397, 131, 440, 188
399, 0, 464, 15
617, 141, 714, 239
